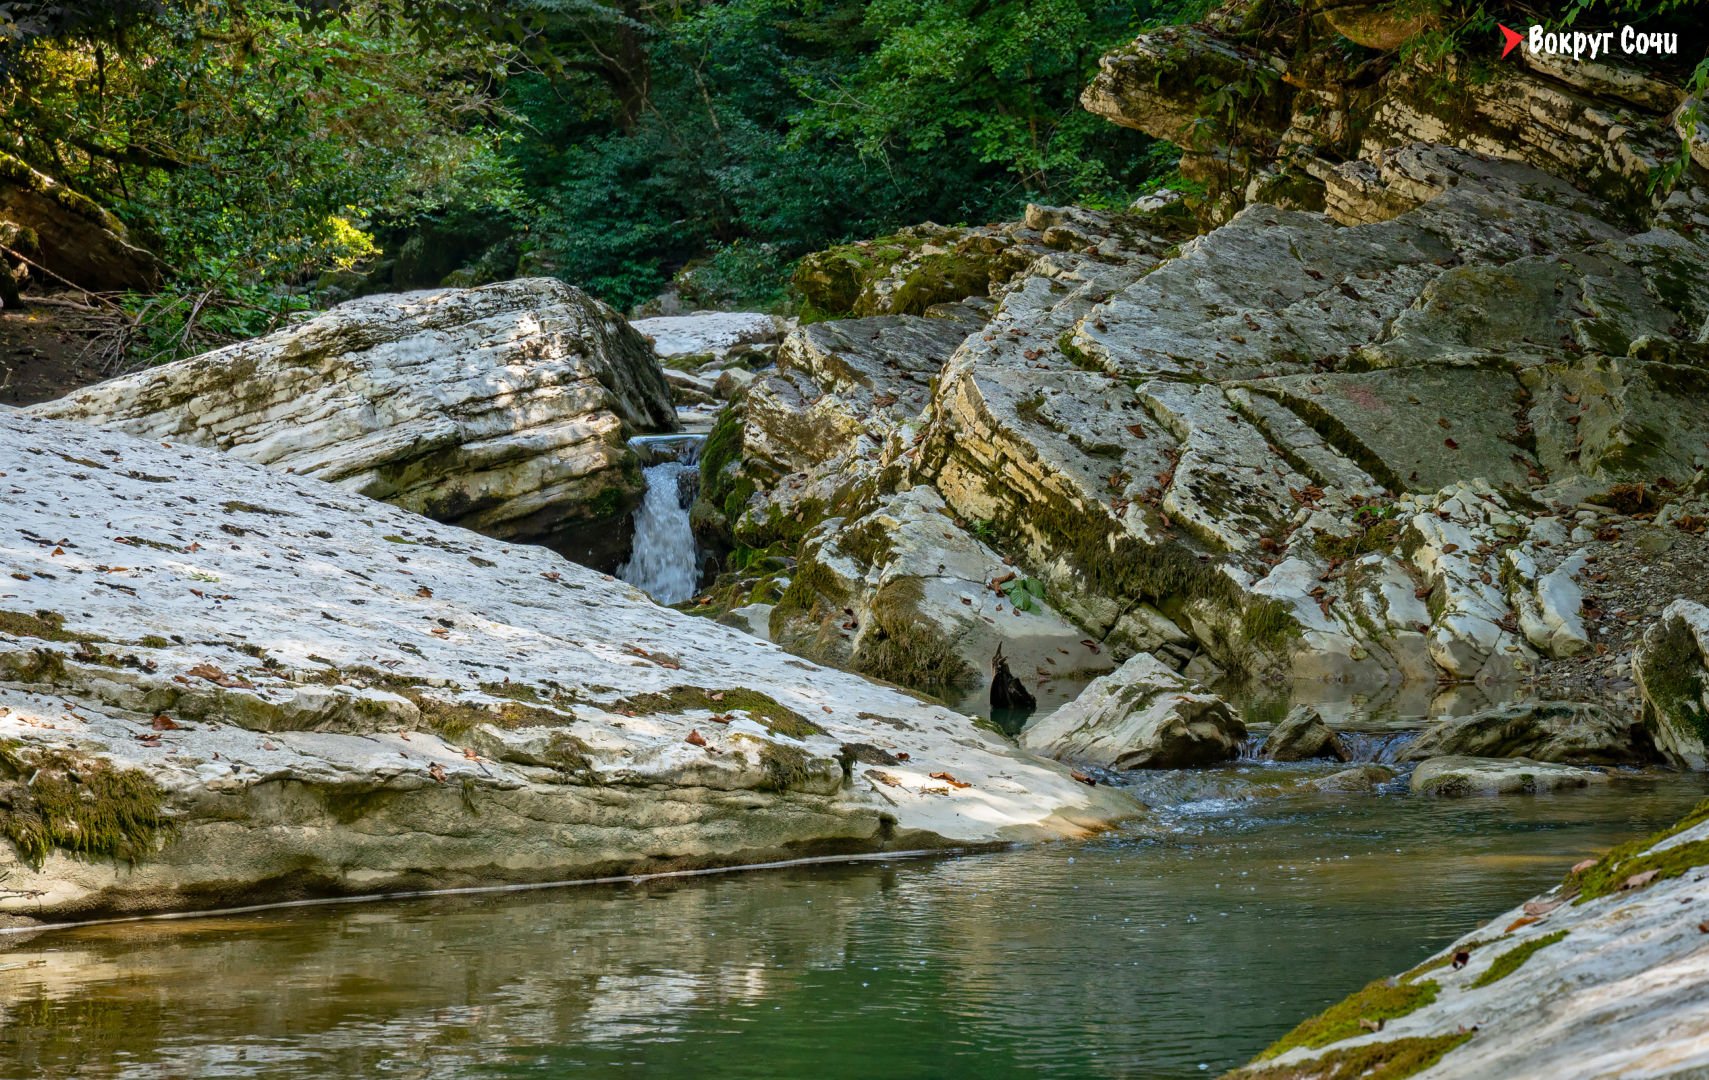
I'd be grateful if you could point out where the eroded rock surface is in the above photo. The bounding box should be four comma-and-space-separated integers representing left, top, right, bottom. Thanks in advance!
1633, 598, 1709, 769
0, 411, 1138, 924
1400, 701, 1656, 765
1409, 755, 1610, 797
30, 279, 676, 567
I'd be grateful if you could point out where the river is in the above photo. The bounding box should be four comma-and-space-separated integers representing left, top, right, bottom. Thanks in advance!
2, 768, 1702, 1079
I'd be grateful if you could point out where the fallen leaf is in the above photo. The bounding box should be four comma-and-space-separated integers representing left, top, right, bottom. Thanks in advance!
1699, 921, 1709, 934
428, 626, 449, 637
1523, 898, 1564, 916
1451, 949, 1471, 970
463, 747, 478, 760
186, 662, 253, 689
417, 586, 434, 598
151, 713, 182, 731
428, 763, 448, 783
1505, 915, 1541, 932
895, 752, 910, 762
1623, 869, 1660, 890
928, 771, 970, 789
1071, 770, 1096, 786
685, 729, 707, 747
542, 571, 561, 582
1444, 438, 1459, 449
710, 691, 725, 702
867, 770, 903, 788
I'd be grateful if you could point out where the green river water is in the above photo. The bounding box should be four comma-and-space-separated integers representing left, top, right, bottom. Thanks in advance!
2, 764, 1704, 1080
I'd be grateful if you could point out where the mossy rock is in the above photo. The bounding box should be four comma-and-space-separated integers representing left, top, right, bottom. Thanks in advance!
0, 744, 169, 869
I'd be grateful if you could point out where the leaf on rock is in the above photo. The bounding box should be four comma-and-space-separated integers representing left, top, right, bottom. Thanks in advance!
928, 771, 970, 789
151, 713, 182, 731
1622, 869, 1660, 890
187, 662, 253, 689
428, 763, 447, 783
685, 729, 707, 747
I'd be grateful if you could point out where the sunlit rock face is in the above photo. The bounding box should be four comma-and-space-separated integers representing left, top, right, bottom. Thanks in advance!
29, 278, 677, 567
0, 410, 1140, 925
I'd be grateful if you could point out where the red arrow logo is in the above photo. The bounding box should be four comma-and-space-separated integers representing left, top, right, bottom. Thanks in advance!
1499, 24, 1523, 58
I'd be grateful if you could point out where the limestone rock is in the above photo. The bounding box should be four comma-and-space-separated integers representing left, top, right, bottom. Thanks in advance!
630, 311, 790, 362
1019, 654, 1245, 769
770, 487, 1112, 694
0, 411, 1139, 924
1633, 599, 1709, 770
1262, 705, 1348, 762
1409, 755, 1610, 797
1235, 807, 1709, 1078
1306, 764, 1396, 793
1402, 701, 1656, 766
29, 279, 676, 565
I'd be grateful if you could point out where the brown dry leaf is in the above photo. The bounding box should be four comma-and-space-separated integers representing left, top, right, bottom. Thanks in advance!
867, 770, 904, 788
51, 546, 64, 556
1623, 869, 1660, 890
895, 752, 910, 762
462, 747, 478, 760
1441, 542, 1460, 554
417, 586, 434, 598
1505, 915, 1541, 932
685, 729, 708, 747
187, 662, 253, 689
1444, 438, 1459, 449
1071, 770, 1096, 787
429, 626, 449, 638
542, 571, 561, 582
1698, 921, 1709, 934
1523, 898, 1565, 916
1451, 949, 1472, 970
428, 763, 448, 783
150, 713, 182, 731
710, 691, 725, 702
928, 771, 970, 789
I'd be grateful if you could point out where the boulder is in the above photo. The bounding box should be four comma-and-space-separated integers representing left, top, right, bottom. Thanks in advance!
630, 311, 789, 363
1400, 701, 1658, 766
1306, 764, 1396, 793
0, 151, 160, 292
28, 279, 676, 568
1019, 654, 1245, 769
0, 411, 1139, 925
1262, 705, 1349, 762
1633, 599, 1709, 769
1409, 756, 1610, 797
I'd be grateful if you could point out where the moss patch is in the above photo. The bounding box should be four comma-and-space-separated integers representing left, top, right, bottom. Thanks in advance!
0, 609, 100, 644
1259, 979, 1440, 1059
852, 578, 978, 691
1566, 796, 1709, 903
615, 685, 822, 739
757, 741, 811, 791
0, 744, 168, 869
1469, 930, 1567, 988
1637, 618, 1709, 753
1239, 1033, 1473, 1080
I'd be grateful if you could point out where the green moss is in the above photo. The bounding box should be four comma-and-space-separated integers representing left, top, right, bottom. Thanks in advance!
221, 500, 287, 516
1638, 620, 1709, 752
0, 744, 168, 869
1241, 596, 1303, 652
888, 250, 993, 316
0, 609, 97, 644
757, 741, 811, 791
837, 519, 895, 568
1312, 517, 1402, 561
1259, 979, 1440, 1059
411, 693, 572, 741
544, 732, 595, 777
139, 635, 171, 649
851, 578, 978, 691
1469, 930, 1567, 988
1239, 1033, 1473, 1080
773, 557, 850, 624
615, 685, 822, 739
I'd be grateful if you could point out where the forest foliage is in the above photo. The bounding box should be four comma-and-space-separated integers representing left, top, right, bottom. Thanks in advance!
0, 0, 1701, 359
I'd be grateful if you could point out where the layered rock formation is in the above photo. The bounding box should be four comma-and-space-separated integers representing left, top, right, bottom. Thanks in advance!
1019, 654, 1245, 769
0, 410, 1137, 924
698, 2, 1709, 703
30, 279, 676, 569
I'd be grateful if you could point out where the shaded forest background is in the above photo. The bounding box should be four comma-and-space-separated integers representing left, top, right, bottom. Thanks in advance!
0, 0, 1202, 360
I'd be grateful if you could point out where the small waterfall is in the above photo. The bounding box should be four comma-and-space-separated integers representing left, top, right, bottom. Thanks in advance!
1239, 730, 1418, 764
618, 439, 703, 605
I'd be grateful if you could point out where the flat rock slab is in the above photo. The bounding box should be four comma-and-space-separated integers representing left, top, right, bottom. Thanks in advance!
0, 410, 1138, 924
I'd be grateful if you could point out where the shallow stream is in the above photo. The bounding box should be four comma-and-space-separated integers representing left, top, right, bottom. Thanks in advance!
3, 769, 1703, 1079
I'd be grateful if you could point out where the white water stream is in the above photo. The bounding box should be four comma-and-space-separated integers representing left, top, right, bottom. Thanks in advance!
618, 442, 702, 605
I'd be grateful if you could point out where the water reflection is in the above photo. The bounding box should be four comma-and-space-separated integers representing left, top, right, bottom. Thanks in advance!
2, 775, 1704, 1080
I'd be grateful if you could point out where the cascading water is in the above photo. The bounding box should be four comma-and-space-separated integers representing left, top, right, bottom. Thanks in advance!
618, 437, 703, 605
